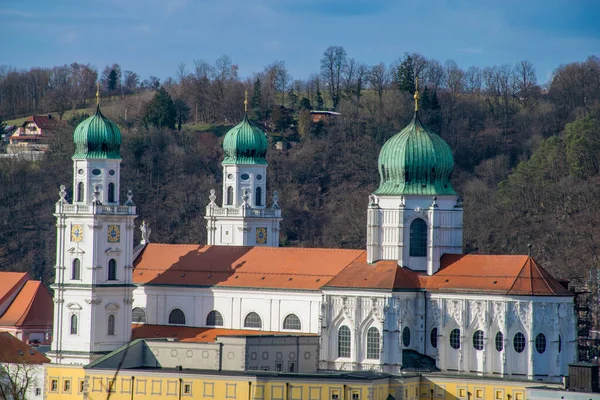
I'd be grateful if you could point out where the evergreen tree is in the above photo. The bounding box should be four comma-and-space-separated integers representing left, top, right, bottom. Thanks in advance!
108, 69, 118, 93
316, 91, 324, 110
174, 98, 190, 131
396, 55, 415, 94
251, 78, 262, 120
143, 87, 176, 129
299, 97, 312, 110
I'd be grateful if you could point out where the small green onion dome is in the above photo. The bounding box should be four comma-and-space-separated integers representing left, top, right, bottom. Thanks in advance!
222, 113, 268, 165
73, 105, 121, 159
374, 113, 456, 196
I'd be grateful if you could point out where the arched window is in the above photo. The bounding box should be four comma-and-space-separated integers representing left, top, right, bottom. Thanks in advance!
495, 331, 504, 352
402, 326, 411, 347
338, 326, 351, 358
430, 327, 438, 348
168, 308, 186, 325
535, 333, 546, 354
108, 259, 117, 281
70, 314, 78, 335
513, 332, 526, 353
450, 328, 461, 349
76, 182, 84, 202
206, 310, 224, 327
226, 186, 233, 205
72, 259, 81, 280
107, 183, 115, 203
255, 187, 262, 206
558, 334, 562, 353
473, 330, 484, 351
244, 312, 262, 328
132, 308, 146, 324
107, 315, 115, 336
283, 314, 301, 330
409, 218, 427, 257
366, 327, 380, 359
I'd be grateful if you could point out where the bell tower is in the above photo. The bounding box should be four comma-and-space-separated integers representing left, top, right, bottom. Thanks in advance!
49, 93, 137, 365
205, 94, 282, 246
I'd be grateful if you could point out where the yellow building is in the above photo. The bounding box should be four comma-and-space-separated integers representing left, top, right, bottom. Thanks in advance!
44, 334, 562, 400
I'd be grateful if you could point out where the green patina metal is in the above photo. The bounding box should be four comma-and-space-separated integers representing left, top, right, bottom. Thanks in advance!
222, 114, 268, 165
73, 105, 121, 159
374, 113, 456, 196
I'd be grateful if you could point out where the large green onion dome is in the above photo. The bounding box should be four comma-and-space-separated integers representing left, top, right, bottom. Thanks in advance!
73, 105, 121, 159
222, 113, 268, 165
374, 113, 456, 196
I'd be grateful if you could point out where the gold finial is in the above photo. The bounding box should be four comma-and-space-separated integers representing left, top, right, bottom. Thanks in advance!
414, 76, 419, 112
244, 90, 248, 113
96, 82, 100, 106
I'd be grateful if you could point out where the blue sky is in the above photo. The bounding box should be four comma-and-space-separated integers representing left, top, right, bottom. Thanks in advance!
1, 0, 598, 84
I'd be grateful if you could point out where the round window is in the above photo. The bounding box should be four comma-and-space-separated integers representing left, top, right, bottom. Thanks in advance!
535, 333, 546, 354
472, 330, 484, 351
450, 328, 461, 350
227, 174, 233, 180
109, 169, 115, 176
92, 169, 102, 176
78, 169, 84, 175
430, 327, 438, 349
241, 173, 250, 180
256, 174, 263, 181
495, 331, 504, 352
402, 327, 410, 347
513, 332, 526, 353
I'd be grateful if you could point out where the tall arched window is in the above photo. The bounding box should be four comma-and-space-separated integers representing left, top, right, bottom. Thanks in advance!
107, 183, 115, 203
409, 218, 427, 257
430, 327, 438, 348
107, 315, 115, 335
132, 308, 147, 324
402, 326, 411, 347
70, 314, 78, 335
255, 187, 262, 206
283, 314, 301, 330
206, 310, 224, 326
338, 326, 351, 358
366, 327, 380, 359
226, 186, 233, 205
72, 259, 81, 280
168, 308, 186, 325
108, 259, 117, 281
76, 182, 84, 202
244, 312, 262, 328
450, 328, 461, 349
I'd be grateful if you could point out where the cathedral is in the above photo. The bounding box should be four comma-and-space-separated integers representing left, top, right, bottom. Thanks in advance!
48, 89, 576, 384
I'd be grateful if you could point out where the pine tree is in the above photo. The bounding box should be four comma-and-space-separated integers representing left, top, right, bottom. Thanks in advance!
144, 87, 176, 129
251, 78, 262, 120
396, 55, 415, 94
316, 91, 324, 110
108, 69, 118, 93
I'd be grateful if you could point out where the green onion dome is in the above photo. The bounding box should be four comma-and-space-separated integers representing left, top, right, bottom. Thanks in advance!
374, 113, 455, 196
222, 113, 268, 165
73, 105, 121, 159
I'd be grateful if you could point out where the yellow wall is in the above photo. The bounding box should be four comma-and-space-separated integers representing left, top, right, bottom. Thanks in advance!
45, 364, 557, 400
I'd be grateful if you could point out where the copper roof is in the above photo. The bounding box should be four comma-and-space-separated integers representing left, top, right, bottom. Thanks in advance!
134, 245, 570, 296
131, 324, 315, 343
133, 244, 364, 290
0, 281, 54, 328
0, 332, 49, 364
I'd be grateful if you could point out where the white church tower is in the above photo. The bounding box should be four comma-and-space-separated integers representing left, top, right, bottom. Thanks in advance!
367, 83, 463, 274
49, 92, 137, 365
205, 95, 282, 246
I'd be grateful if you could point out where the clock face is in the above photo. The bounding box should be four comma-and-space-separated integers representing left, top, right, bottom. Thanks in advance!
256, 227, 267, 244
107, 225, 120, 243
71, 224, 83, 242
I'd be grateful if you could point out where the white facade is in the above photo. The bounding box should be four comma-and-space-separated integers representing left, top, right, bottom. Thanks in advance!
205, 162, 282, 247
50, 155, 136, 365
367, 194, 463, 275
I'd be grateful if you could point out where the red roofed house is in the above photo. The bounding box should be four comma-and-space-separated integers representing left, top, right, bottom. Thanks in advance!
48, 98, 576, 388
7, 114, 65, 155
0, 272, 53, 345
0, 332, 49, 399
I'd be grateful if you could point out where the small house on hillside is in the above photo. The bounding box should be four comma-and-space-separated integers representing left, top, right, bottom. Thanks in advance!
6, 115, 65, 158
310, 110, 340, 123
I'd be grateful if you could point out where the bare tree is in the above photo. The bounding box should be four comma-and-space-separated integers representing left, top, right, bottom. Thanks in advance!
46, 65, 72, 120
0, 358, 40, 400
320, 46, 347, 109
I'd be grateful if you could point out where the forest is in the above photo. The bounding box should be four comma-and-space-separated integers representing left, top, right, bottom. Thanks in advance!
1, 49, 600, 297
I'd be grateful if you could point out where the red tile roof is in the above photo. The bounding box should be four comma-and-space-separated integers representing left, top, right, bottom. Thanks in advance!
133, 244, 364, 290
0, 272, 29, 306
0, 332, 49, 364
0, 281, 54, 328
131, 324, 316, 343
21, 115, 65, 131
